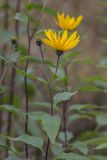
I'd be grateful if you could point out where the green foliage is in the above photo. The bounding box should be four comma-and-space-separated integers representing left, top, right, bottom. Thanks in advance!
12, 134, 43, 151
14, 13, 28, 23
42, 114, 61, 144
25, 2, 57, 16
53, 91, 77, 104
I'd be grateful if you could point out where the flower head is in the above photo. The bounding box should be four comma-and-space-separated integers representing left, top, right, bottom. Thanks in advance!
55, 12, 83, 30
42, 29, 80, 55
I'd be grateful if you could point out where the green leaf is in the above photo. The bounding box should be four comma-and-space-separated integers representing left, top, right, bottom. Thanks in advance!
42, 114, 61, 144
85, 136, 107, 145
12, 134, 43, 151
72, 141, 88, 155
0, 104, 19, 114
59, 131, 73, 142
32, 102, 51, 108
68, 104, 97, 112
96, 143, 107, 149
6, 52, 19, 63
96, 113, 107, 126
32, 102, 59, 111
5, 153, 19, 160
28, 111, 45, 121
25, 3, 57, 16
15, 13, 28, 23
16, 68, 47, 84
50, 67, 65, 80
78, 85, 102, 92
51, 143, 64, 156
53, 91, 77, 104
56, 152, 90, 160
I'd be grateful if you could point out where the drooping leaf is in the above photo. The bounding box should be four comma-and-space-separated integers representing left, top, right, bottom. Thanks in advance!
72, 141, 88, 155
12, 134, 43, 151
15, 13, 28, 23
68, 104, 97, 112
42, 114, 61, 144
0, 104, 19, 114
96, 143, 107, 150
53, 91, 77, 104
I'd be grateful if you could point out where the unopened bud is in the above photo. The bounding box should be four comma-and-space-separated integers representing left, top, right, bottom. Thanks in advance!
36, 39, 42, 47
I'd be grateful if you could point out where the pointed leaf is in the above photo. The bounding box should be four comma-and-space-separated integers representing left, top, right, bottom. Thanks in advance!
12, 134, 43, 151
42, 114, 61, 144
53, 91, 77, 104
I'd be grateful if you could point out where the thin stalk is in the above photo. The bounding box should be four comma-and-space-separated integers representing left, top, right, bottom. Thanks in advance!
45, 138, 50, 160
62, 66, 68, 146
39, 46, 54, 116
62, 101, 67, 146
55, 55, 60, 75
24, 8, 43, 158
39, 47, 61, 160
24, 18, 30, 159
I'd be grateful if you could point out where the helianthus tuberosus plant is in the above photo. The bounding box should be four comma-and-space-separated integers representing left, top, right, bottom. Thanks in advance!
1, 1, 107, 160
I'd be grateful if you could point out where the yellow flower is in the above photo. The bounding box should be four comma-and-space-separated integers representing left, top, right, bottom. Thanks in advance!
55, 12, 83, 30
42, 29, 80, 55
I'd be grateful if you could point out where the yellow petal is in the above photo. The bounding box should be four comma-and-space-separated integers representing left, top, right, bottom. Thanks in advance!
61, 30, 68, 46
70, 15, 83, 30
63, 31, 77, 48
42, 38, 56, 49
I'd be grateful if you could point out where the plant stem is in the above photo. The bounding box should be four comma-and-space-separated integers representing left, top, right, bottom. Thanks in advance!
24, 18, 30, 159
39, 46, 54, 116
62, 101, 67, 146
62, 66, 68, 146
39, 48, 61, 160
55, 55, 60, 75
45, 138, 50, 160
24, 8, 43, 158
